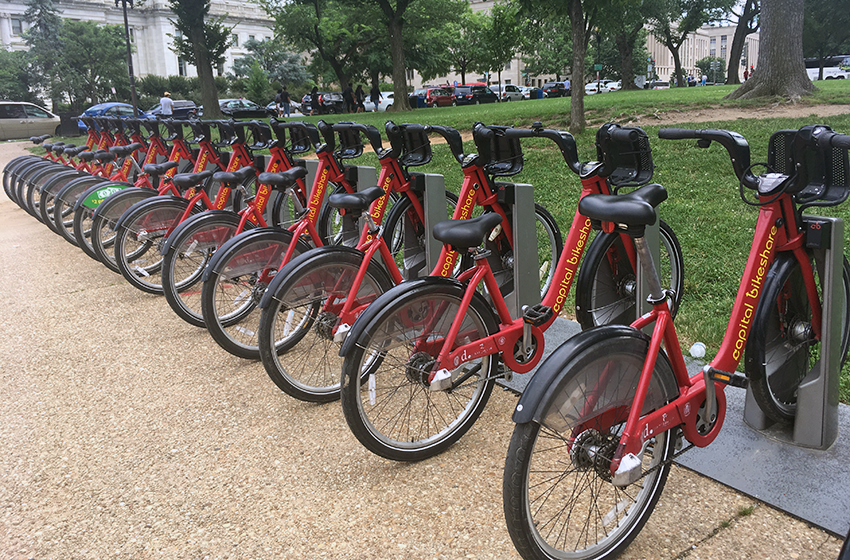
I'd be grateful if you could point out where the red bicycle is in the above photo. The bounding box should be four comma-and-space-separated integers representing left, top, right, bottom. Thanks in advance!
502, 124, 850, 560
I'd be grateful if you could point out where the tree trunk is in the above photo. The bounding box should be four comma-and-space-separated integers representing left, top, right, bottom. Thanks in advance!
188, 21, 222, 119
725, 0, 813, 99
615, 29, 637, 90
387, 16, 411, 112
569, 0, 586, 134
726, 0, 758, 85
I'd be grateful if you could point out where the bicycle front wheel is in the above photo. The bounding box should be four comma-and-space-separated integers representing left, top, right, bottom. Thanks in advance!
575, 219, 684, 329
745, 253, 850, 423
91, 188, 158, 273
258, 247, 394, 402
339, 280, 499, 461
503, 332, 678, 560
201, 228, 312, 359
162, 211, 247, 327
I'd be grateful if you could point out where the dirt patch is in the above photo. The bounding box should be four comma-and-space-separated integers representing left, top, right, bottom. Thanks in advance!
618, 102, 850, 126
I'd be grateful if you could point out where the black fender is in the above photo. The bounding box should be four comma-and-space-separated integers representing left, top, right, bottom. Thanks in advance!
160, 209, 240, 255
113, 195, 186, 231
338, 275, 498, 358
201, 226, 310, 281
259, 245, 366, 309
512, 325, 678, 424
72, 181, 134, 213
90, 186, 157, 222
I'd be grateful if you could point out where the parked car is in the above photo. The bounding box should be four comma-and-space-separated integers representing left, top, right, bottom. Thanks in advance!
202, 98, 273, 119
265, 100, 303, 116
148, 99, 198, 119
450, 85, 498, 105
299, 92, 345, 114
542, 81, 568, 97
364, 92, 395, 112
519, 86, 545, 100
605, 80, 622, 91
0, 101, 61, 141
76, 102, 152, 134
584, 81, 611, 95
491, 84, 524, 102
648, 80, 670, 89
409, 87, 454, 108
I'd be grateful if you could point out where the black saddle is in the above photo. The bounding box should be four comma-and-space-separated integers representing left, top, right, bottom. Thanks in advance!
257, 166, 309, 190
432, 212, 503, 249
213, 165, 256, 184
327, 185, 385, 211
172, 170, 214, 190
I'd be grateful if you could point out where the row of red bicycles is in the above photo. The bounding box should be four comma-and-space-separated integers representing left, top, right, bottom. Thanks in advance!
5, 114, 848, 559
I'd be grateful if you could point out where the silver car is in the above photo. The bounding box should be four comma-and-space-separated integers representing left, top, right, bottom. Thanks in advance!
0, 101, 61, 141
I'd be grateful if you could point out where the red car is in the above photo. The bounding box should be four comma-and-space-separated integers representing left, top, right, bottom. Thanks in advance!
409, 87, 455, 108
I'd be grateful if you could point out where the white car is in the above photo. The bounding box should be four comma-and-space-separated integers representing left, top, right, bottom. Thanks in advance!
491, 84, 524, 102
605, 80, 622, 91
365, 92, 395, 112
585, 82, 611, 95
0, 101, 61, 141
518, 86, 546, 100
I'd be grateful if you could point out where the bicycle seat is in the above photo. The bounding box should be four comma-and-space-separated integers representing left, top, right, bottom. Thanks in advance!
78, 151, 98, 162
143, 161, 179, 177
432, 212, 503, 249
213, 166, 256, 184
95, 152, 117, 164
327, 185, 385, 211
579, 193, 657, 229
64, 146, 85, 156
624, 183, 668, 207
109, 143, 144, 157
258, 166, 308, 190
172, 170, 214, 189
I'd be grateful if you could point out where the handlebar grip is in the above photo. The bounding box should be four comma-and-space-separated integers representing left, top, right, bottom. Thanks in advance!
472, 123, 494, 164
610, 128, 639, 143
817, 129, 850, 150
428, 125, 465, 163
658, 128, 699, 140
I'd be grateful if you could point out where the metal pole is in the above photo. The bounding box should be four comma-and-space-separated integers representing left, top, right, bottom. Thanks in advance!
120, 0, 140, 117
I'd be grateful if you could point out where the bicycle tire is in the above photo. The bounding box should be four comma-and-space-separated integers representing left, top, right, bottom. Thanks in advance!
575, 219, 684, 329
339, 278, 499, 461
39, 168, 84, 233
200, 227, 313, 359
114, 196, 197, 294
745, 253, 850, 423
72, 181, 132, 262
161, 211, 249, 327
90, 188, 158, 272
503, 331, 678, 560
16, 160, 59, 214
257, 246, 394, 402
3, 156, 40, 204
30, 170, 88, 225
316, 184, 365, 247
53, 177, 108, 246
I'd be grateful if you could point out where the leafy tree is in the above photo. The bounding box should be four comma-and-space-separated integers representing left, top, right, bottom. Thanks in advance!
441, 11, 490, 85
397, 0, 468, 85
646, 0, 733, 88
482, 2, 523, 87
520, 14, 573, 82
0, 49, 39, 103
263, 0, 380, 88
696, 55, 726, 83
22, 0, 63, 103
231, 38, 309, 87
725, 0, 758, 84
803, 0, 850, 80
244, 60, 273, 104
598, 0, 650, 90
725, 0, 812, 99
54, 20, 130, 110
167, 0, 234, 118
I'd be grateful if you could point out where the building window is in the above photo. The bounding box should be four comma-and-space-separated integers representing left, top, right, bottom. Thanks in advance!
128, 27, 135, 43
11, 18, 23, 35
249, 35, 255, 42
710, 37, 716, 57
407, 69, 414, 81
505, 61, 511, 71
505, 79, 511, 84
178, 57, 186, 77
231, 34, 238, 47
217, 61, 224, 77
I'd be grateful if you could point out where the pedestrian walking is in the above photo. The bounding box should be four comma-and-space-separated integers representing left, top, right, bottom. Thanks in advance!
743, 68, 748, 81
160, 91, 174, 116
701, 74, 707, 86
370, 84, 380, 112
355, 85, 365, 113
342, 83, 354, 113
274, 89, 283, 117
310, 86, 320, 116
280, 86, 291, 117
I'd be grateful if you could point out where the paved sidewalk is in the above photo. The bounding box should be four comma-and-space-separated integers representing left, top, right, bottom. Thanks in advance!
0, 140, 844, 559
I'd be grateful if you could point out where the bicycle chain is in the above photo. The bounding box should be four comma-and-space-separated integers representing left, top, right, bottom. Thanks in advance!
634, 434, 695, 482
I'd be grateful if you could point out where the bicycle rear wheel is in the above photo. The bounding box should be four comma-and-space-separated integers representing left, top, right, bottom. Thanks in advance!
258, 247, 394, 402
114, 196, 195, 294
503, 331, 678, 560
575, 219, 684, 329
53, 177, 109, 246
162, 211, 247, 327
745, 253, 850, 423
72, 181, 130, 260
201, 228, 312, 359
91, 188, 158, 272
339, 280, 499, 461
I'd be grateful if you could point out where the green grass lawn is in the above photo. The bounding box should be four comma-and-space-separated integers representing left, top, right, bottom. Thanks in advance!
36, 79, 850, 402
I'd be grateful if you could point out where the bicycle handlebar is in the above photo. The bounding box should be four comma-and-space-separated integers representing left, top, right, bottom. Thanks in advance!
268, 119, 320, 154
813, 126, 850, 150
659, 128, 756, 189
485, 122, 582, 175
333, 121, 383, 154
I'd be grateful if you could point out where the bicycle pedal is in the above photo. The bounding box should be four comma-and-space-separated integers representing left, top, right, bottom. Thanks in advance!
707, 367, 748, 388
523, 304, 553, 327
